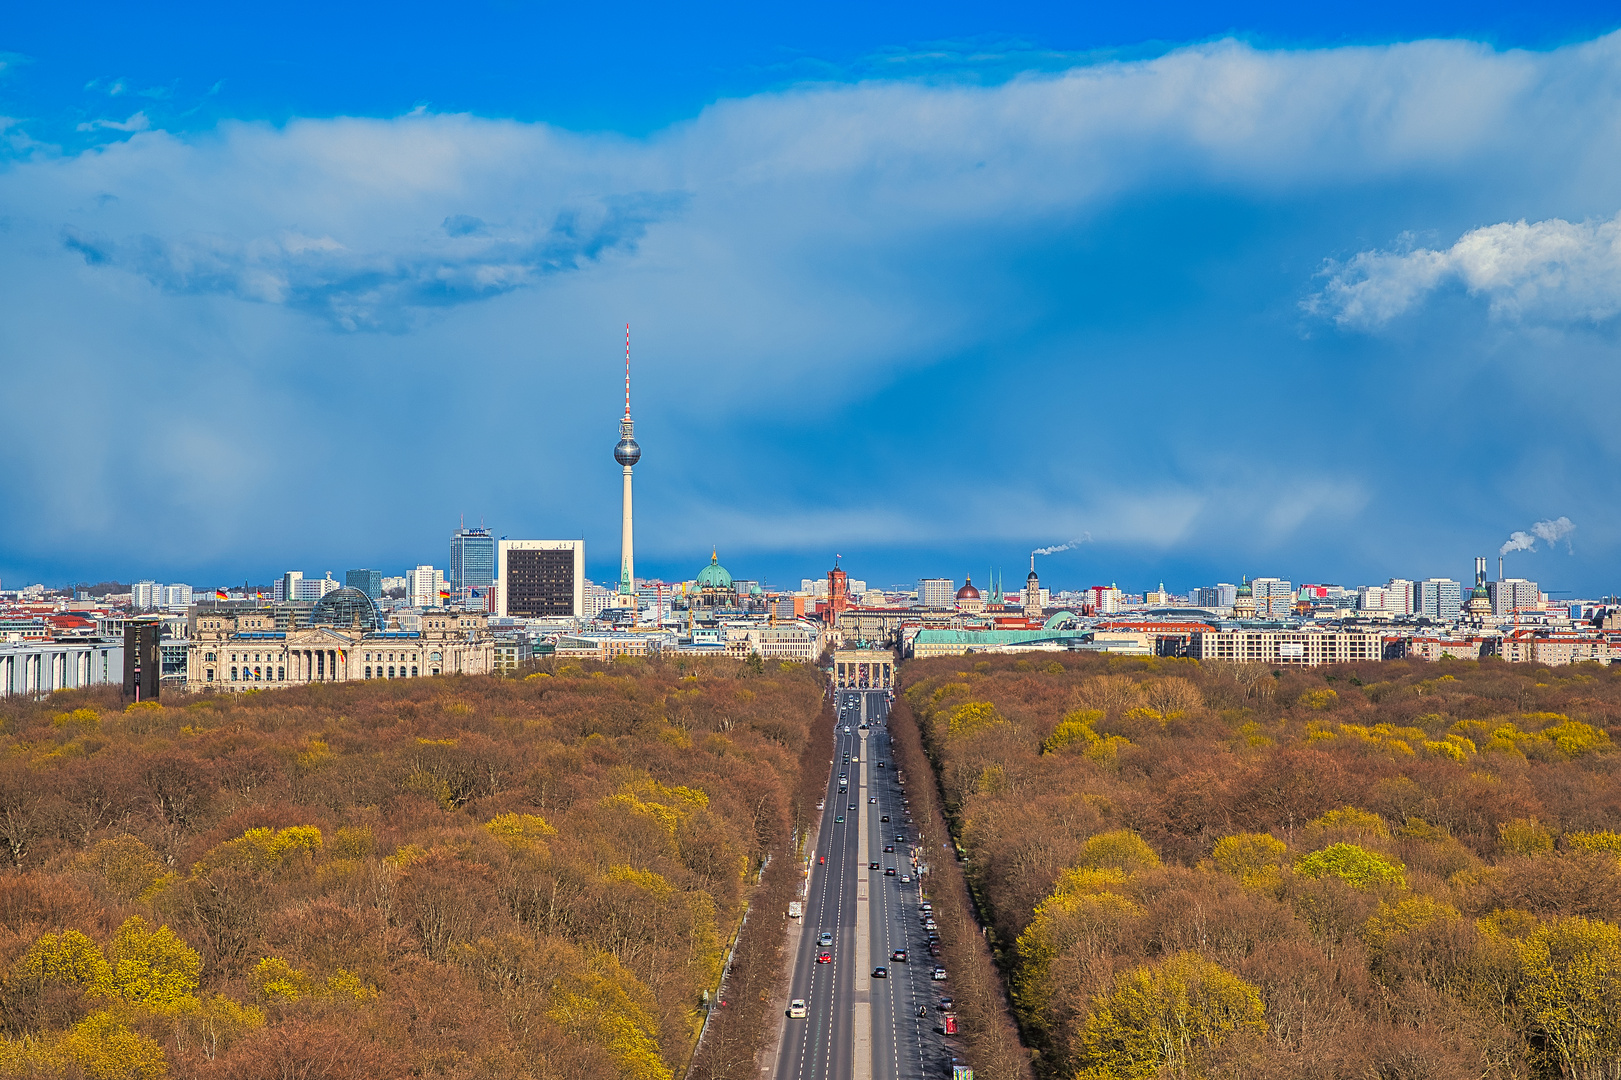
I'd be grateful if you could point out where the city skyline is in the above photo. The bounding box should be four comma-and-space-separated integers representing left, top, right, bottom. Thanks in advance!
4, 7, 1621, 596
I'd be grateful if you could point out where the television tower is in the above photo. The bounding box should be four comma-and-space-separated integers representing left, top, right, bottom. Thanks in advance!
613, 325, 642, 607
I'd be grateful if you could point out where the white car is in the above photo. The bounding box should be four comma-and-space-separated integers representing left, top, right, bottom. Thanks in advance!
932, 967, 948, 981
787, 999, 807, 1018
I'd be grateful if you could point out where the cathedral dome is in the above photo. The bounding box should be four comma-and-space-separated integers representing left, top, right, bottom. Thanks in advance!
955, 579, 981, 601
696, 551, 733, 589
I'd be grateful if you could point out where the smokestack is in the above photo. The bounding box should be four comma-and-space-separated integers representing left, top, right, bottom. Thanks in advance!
1499, 555, 1503, 581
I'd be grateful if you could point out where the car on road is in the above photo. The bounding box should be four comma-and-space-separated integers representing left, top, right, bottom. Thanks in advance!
834, 815, 844, 823
901, 875, 911, 883
849, 804, 857, 810
842, 726, 850, 733
869, 797, 877, 804
891, 949, 907, 962
787, 999, 807, 1018
896, 835, 906, 843
816, 952, 832, 964
816, 802, 824, 811
881, 815, 890, 822
932, 967, 948, 980
883, 845, 894, 853
870, 861, 880, 869
872, 966, 888, 978
937, 997, 953, 1011
885, 867, 897, 876
858, 724, 868, 730
818, 932, 833, 947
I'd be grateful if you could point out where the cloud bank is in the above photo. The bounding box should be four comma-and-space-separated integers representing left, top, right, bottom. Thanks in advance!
3, 34, 1621, 590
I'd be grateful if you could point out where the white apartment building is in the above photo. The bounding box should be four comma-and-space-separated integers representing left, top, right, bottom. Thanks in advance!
917, 578, 955, 609
408, 565, 447, 608
1489, 578, 1542, 616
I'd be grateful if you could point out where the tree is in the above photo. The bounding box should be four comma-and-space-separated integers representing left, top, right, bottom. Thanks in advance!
1077, 952, 1266, 1079
1294, 843, 1404, 889
1516, 916, 1621, 1080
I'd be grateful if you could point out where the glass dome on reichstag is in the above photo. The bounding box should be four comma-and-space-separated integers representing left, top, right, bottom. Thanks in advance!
310, 588, 381, 632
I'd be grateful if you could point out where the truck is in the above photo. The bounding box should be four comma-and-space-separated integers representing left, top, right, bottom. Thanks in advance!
788, 901, 803, 920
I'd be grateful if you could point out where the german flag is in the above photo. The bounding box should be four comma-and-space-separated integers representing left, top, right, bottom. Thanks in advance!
214, 588, 228, 600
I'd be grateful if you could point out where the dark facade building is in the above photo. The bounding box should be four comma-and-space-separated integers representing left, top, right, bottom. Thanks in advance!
345, 568, 383, 600
123, 620, 162, 702
496, 540, 584, 618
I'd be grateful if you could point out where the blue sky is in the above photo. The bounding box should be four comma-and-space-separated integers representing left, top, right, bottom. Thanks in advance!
3, 2, 1621, 597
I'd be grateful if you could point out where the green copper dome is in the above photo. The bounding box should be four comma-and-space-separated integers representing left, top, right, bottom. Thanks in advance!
696, 550, 733, 589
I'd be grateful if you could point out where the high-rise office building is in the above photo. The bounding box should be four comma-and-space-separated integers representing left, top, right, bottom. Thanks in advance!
1489, 578, 1541, 616
1418, 578, 1462, 621
346, 569, 383, 600
408, 566, 446, 608
1192, 584, 1237, 609
1384, 579, 1415, 616
275, 571, 302, 603
497, 540, 585, 618
1250, 578, 1294, 617
918, 578, 955, 609
450, 526, 495, 593
161, 584, 194, 612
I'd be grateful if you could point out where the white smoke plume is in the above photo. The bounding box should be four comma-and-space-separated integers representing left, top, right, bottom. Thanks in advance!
1500, 516, 1576, 556
1033, 534, 1092, 556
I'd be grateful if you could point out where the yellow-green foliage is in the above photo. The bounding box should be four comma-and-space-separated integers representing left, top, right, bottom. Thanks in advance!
0, 1012, 171, 1080
331, 824, 375, 857
1515, 916, 1621, 1078
109, 916, 201, 1009
1298, 688, 1339, 710
548, 961, 674, 1080
82, 835, 170, 901
1364, 895, 1461, 980
603, 779, 710, 838
196, 825, 322, 874
1077, 830, 1161, 873
608, 865, 677, 899
1015, 869, 1139, 1022
1566, 830, 1621, 855
486, 812, 558, 851
1306, 807, 1390, 842
1452, 715, 1612, 760
1295, 843, 1405, 889
252, 956, 376, 1005
52, 707, 101, 729
1077, 952, 1267, 1079
1333, 722, 1426, 757
946, 700, 1005, 740
1209, 833, 1288, 888
1499, 818, 1554, 856
931, 681, 971, 704
12, 929, 114, 997
1042, 709, 1105, 753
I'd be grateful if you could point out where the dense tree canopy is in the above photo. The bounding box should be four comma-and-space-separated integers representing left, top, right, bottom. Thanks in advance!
902, 654, 1621, 1079
0, 656, 825, 1079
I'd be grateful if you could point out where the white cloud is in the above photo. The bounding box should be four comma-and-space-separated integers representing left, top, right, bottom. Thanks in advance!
75, 110, 150, 133
1311, 213, 1621, 327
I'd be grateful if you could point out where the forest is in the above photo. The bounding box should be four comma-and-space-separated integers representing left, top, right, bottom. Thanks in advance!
0, 657, 827, 1080
902, 654, 1621, 1080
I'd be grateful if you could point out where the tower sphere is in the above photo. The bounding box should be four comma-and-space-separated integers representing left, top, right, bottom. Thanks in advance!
614, 436, 641, 467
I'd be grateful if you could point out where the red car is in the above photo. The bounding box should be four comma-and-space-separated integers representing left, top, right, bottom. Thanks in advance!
816, 952, 832, 964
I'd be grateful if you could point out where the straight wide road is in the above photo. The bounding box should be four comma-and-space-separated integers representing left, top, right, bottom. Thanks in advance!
773, 688, 957, 1080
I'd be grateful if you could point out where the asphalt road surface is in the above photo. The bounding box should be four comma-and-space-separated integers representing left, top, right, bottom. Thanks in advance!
773, 688, 957, 1080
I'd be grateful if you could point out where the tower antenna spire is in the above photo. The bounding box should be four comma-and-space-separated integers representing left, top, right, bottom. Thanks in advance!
625, 323, 632, 418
